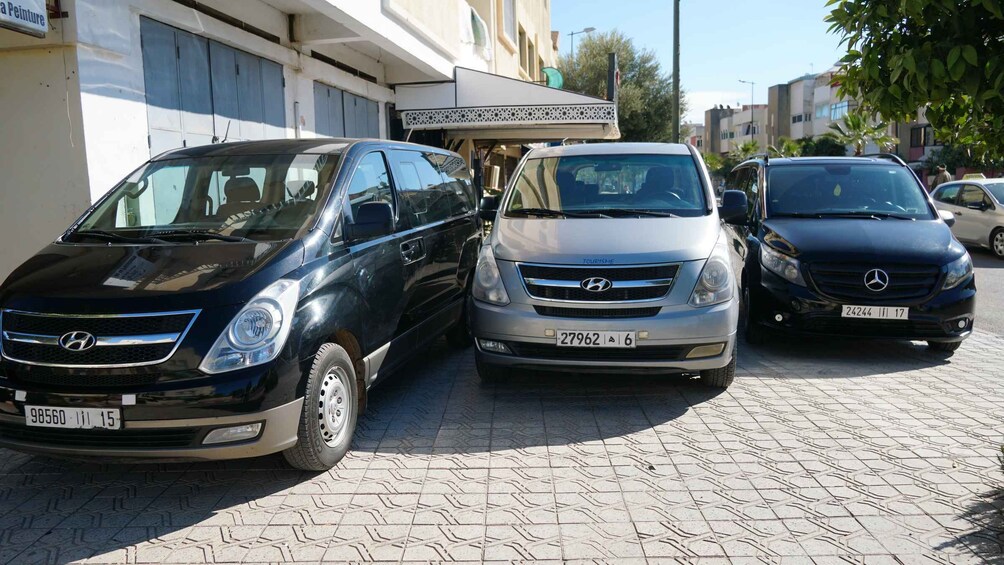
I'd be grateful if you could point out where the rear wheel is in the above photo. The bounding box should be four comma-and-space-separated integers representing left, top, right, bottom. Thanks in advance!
475, 350, 507, 383
283, 344, 358, 471
927, 340, 963, 354
699, 345, 736, 389
991, 228, 1004, 259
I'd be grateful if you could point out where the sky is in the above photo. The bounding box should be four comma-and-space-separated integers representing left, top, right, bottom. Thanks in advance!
549, 0, 847, 124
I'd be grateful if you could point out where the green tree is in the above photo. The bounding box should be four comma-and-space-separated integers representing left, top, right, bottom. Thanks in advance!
557, 30, 685, 142
826, 0, 1004, 161
827, 110, 897, 155
768, 137, 802, 158
729, 140, 760, 162
798, 134, 848, 157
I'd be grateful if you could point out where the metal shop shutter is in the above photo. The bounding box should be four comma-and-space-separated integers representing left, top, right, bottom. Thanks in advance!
313, 81, 380, 139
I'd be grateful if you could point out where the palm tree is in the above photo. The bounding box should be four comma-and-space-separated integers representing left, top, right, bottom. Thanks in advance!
768, 137, 802, 158
729, 140, 760, 162
828, 110, 897, 155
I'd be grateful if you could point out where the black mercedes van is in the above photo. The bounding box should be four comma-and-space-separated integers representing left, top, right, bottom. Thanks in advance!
0, 139, 481, 470
723, 155, 976, 353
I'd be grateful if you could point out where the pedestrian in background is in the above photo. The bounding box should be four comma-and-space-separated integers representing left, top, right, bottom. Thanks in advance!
930, 164, 952, 192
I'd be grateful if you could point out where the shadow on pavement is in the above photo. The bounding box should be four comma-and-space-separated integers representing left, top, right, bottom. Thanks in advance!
935, 486, 1004, 560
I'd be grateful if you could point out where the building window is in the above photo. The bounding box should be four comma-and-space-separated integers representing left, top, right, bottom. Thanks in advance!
538, 56, 545, 80
910, 126, 924, 147
696, 138, 702, 147
527, 39, 536, 77
830, 101, 849, 120
804, 113, 812, 122
518, 27, 528, 72
815, 103, 828, 119
792, 115, 802, 124
503, 0, 516, 41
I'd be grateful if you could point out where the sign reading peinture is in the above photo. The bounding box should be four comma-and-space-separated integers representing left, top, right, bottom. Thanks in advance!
0, 0, 48, 38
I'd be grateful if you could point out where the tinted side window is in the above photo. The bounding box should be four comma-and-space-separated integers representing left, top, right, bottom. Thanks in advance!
935, 184, 961, 204
391, 150, 452, 226
959, 185, 989, 207
345, 152, 393, 221
438, 154, 476, 216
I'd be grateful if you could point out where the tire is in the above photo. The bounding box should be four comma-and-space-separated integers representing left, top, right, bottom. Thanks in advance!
475, 350, 507, 383
991, 228, 1004, 259
283, 343, 359, 471
445, 295, 474, 349
742, 285, 767, 346
928, 340, 963, 354
699, 345, 736, 389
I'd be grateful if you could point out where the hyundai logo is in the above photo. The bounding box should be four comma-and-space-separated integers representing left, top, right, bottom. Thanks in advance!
58, 331, 97, 352
864, 269, 890, 292
581, 277, 613, 292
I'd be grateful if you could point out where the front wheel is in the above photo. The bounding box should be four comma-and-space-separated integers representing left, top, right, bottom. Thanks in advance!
283, 343, 359, 471
927, 340, 963, 354
742, 285, 767, 346
699, 345, 736, 389
991, 228, 1004, 259
445, 295, 474, 348
475, 350, 507, 384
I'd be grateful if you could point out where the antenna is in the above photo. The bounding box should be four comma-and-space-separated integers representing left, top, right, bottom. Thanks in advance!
222, 120, 232, 144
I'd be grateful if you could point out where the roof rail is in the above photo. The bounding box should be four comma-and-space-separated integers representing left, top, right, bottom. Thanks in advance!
861, 153, 910, 167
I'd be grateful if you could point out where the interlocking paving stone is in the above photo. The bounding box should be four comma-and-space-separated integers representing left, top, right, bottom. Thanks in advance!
2, 332, 1004, 563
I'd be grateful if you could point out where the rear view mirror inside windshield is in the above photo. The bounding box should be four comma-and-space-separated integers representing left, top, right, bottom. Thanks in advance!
824, 165, 851, 176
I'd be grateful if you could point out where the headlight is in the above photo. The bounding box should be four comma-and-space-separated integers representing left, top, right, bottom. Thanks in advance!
943, 254, 973, 290
200, 279, 300, 374
690, 245, 735, 307
472, 245, 510, 306
761, 244, 806, 286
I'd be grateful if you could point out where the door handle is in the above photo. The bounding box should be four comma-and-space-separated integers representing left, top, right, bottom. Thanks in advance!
400, 238, 425, 263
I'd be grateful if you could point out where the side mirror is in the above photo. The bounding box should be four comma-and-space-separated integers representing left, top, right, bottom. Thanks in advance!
938, 209, 956, 228
966, 201, 987, 211
718, 190, 749, 225
479, 195, 500, 222
345, 202, 395, 241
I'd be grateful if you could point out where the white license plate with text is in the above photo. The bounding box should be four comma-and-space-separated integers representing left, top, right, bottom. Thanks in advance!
25, 406, 121, 430
556, 330, 636, 348
841, 305, 909, 320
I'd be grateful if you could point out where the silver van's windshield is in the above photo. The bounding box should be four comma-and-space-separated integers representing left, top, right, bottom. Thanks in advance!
503, 154, 708, 218
69, 153, 340, 243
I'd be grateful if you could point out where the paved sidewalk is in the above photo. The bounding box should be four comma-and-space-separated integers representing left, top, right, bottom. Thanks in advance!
1, 332, 1002, 564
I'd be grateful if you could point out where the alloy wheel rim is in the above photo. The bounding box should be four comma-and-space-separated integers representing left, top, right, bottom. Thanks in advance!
995, 232, 1004, 257
317, 367, 350, 447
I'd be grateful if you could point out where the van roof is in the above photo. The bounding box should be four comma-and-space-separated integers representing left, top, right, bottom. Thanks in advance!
152, 138, 460, 160
527, 142, 693, 159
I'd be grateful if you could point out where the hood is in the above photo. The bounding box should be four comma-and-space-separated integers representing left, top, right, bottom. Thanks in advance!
492, 216, 719, 265
0, 240, 304, 313
761, 218, 964, 264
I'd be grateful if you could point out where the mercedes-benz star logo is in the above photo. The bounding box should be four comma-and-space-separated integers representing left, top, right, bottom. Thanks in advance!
58, 331, 97, 352
581, 277, 613, 293
864, 269, 890, 292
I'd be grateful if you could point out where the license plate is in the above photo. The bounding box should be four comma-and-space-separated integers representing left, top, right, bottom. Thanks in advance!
841, 305, 909, 320
556, 330, 636, 348
25, 406, 121, 430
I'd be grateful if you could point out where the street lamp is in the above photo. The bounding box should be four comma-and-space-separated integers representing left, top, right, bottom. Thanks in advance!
738, 79, 755, 144
568, 27, 595, 60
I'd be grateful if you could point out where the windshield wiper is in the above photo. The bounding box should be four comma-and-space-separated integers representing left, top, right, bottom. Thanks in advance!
815, 211, 915, 221
71, 230, 167, 244
507, 208, 609, 218
150, 230, 252, 242
590, 208, 680, 218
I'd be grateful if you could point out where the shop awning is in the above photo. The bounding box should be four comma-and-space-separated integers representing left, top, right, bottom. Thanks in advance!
395, 67, 619, 143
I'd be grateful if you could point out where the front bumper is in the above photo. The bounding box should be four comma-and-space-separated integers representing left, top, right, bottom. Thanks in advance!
0, 359, 305, 461
754, 267, 977, 342
471, 296, 739, 373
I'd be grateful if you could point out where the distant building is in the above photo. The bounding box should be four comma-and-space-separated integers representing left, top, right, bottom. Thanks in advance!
702, 104, 767, 155
685, 123, 705, 149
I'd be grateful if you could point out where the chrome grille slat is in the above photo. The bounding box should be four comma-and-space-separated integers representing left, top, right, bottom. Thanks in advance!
518, 263, 679, 303
0, 309, 199, 368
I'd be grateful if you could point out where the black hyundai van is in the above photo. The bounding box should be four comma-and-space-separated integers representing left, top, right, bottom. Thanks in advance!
0, 139, 480, 470
723, 155, 976, 353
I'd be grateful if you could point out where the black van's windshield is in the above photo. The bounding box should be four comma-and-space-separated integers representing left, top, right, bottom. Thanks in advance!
70, 153, 340, 243
767, 164, 934, 220
503, 154, 708, 218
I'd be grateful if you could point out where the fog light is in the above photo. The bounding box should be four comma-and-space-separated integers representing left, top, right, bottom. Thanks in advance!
958, 319, 967, 329
638, 331, 649, 340
203, 423, 263, 445
774, 314, 784, 322
544, 329, 555, 337
686, 343, 726, 359
477, 339, 511, 354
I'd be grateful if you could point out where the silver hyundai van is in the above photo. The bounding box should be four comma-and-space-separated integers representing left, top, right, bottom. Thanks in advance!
470, 143, 749, 388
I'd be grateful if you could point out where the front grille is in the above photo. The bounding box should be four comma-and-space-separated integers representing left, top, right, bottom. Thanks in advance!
8, 371, 159, 389
534, 306, 661, 319
0, 422, 198, 449
1, 310, 198, 367
508, 342, 690, 361
799, 317, 948, 338
519, 263, 678, 302
807, 263, 941, 303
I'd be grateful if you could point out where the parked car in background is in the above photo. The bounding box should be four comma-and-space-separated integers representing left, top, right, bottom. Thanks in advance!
725, 155, 976, 353
0, 139, 480, 470
472, 143, 747, 388
931, 178, 1004, 259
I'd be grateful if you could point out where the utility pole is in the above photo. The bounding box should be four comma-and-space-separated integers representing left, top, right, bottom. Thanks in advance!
672, 0, 681, 143
738, 79, 755, 144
